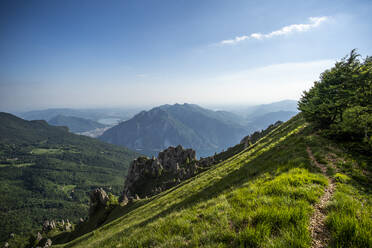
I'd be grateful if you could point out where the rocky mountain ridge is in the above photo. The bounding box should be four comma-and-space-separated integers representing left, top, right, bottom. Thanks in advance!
122, 121, 286, 202
122, 145, 204, 201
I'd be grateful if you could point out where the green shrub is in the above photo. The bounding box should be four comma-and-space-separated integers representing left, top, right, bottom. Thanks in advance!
334, 173, 351, 183
106, 193, 119, 208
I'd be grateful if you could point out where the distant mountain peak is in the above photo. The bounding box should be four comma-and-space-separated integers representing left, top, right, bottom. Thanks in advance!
100, 103, 249, 157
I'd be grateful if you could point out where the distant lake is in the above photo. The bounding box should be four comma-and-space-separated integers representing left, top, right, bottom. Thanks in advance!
98, 118, 122, 125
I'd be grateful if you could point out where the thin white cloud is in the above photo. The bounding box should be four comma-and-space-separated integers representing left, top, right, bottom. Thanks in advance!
220, 16, 328, 45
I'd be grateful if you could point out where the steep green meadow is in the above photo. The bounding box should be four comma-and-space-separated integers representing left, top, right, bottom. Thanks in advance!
53, 114, 371, 248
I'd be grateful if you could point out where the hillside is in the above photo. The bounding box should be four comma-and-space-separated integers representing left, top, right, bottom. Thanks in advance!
242, 100, 298, 118
18, 107, 141, 125
47, 113, 371, 248
246, 110, 296, 131
0, 113, 139, 244
99, 103, 249, 157
48, 115, 106, 133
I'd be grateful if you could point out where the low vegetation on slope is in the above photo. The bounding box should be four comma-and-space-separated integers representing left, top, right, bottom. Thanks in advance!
50, 112, 370, 248
0, 113, 139, 245
306, 133, 371, 247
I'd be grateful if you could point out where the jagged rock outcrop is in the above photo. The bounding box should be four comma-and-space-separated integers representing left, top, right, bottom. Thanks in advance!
41, 218, 74, 236
64, 219, 72, 231
36, 232, 43, 242
42, 220, 56, 232
240, 121, 283, 148
36, 238, 52, 248
122, 122, 285, 203
158, 145, 196, 173
89, 188, 109, 215
199, 156, 216, 167
122, 145, 199, 201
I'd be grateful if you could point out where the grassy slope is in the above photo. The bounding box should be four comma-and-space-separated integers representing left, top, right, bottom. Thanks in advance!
56, 115, 371, 248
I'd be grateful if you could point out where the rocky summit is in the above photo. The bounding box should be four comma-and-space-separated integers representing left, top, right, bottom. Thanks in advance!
89, 188, 110, 215
122, 145, 209, 202
158, 145, 196, 172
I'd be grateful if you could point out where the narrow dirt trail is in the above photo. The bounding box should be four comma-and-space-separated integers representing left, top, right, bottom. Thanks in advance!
306, 147, 335, 248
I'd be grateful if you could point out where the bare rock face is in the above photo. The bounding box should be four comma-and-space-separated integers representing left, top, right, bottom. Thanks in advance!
42, 220, 56, 232
36, 232, 43, 242
199, 156, 216, 167
240, 135, 251, 149
122, 156, 163, 201
37, 238, 52, 248
158, 145, 196, 173
122, 145, 198, 201
89, 188, 109, 215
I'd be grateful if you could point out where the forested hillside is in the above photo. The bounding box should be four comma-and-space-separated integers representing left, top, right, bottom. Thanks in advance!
0, 113, 139, 245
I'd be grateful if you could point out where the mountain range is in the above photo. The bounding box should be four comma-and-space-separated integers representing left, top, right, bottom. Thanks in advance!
99, 103, 249, 157
15, 101, 298, 157
234, 99, 298, 119
17, 107, 142, 126
99, 102, 297, 157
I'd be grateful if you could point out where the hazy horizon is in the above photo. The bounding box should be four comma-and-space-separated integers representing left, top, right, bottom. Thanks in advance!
1, 0, 371, 112
5, 99, 298, 114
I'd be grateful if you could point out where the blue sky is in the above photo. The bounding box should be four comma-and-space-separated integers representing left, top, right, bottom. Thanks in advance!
0, 0, 371, 111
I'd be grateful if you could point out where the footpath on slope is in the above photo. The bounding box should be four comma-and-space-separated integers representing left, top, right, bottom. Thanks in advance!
306, 147, 336, 248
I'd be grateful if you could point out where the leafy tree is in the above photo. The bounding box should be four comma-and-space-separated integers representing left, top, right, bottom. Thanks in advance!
298, 49, 372, 147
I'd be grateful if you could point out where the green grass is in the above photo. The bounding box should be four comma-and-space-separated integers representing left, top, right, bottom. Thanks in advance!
51, 115, 329, 248
324, 156, 371, 247
326, 183, 372, 247
46, 114, 372, 248
31, 148, 63, 155
86, 168, 326, 248
60, 185, 77, 194
0, 162, 34, 168
297, 129, 372, 248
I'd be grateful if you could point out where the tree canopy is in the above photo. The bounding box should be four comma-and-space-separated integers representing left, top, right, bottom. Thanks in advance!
298, 49, 372, 148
